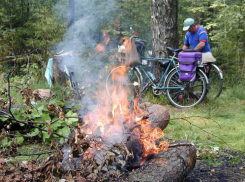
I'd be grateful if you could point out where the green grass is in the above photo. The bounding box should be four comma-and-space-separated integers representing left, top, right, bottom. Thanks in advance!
144, 82, 245, 153
6, 143, 51, 163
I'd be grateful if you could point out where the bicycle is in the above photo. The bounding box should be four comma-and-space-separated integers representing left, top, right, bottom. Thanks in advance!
129, 36, 223, 101
130, 50, 223, 102
107, 42, 209, 108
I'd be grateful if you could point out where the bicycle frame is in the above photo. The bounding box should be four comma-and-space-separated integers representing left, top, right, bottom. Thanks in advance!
129, 52, 183, 91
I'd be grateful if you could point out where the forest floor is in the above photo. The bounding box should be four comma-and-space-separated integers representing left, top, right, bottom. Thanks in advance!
186, 149, 245, 182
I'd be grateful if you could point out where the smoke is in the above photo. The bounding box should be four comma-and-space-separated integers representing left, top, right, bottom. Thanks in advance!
55, 0, 116, 60
52, 0, 129, 144
53, 0, 117, 104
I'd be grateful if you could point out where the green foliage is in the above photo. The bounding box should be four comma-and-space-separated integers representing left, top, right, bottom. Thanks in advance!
0, 0, 67, 60
0, 73, 81, 147
1, 103, 79, 146
116, 0, 152, 47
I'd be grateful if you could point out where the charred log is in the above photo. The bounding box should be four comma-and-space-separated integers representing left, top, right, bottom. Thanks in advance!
121, 140, 196, 182
125, 135, 143, 170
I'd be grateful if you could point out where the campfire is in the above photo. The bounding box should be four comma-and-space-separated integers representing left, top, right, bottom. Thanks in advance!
59, 66, 196, 181
0, 38, 196, 182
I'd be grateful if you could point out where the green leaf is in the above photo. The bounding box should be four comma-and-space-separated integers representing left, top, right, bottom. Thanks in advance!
57, 101, 66, 107
42, 112, 51, 121
41, 131, 50, 139
27, 128, 40, 137
35, 117, 45, 122
1, 139, 12, 147
50, 120, 63, 130
16, 137, 24, 144
15, 112, 25, 121
38, 105, 45, 112
65, 110, 78, 125
0, 115, 9, 121
57, 126, 71, 137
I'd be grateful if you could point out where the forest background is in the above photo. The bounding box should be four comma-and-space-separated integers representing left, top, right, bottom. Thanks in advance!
1, 0, 245, 79
0, 0, 245, 165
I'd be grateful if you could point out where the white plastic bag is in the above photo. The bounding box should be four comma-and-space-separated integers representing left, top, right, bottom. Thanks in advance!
202, 52, 216, 63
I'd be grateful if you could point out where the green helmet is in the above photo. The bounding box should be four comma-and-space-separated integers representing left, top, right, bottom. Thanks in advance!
183, 18, 195, 31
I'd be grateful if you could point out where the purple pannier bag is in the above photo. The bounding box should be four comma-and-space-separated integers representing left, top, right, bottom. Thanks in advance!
178, 52, 202, 82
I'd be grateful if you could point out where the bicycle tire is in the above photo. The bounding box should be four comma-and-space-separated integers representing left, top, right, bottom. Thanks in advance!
128, 66, 143, 90
206, 64, 223, 100
106, 66, 141, 100
165, 69, 207, 108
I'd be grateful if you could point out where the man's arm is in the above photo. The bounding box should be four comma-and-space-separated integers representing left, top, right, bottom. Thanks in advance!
194, 42, 205, 51
182, 45, 189, 50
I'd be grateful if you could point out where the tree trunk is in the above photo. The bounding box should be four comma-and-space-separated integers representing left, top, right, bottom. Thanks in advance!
151, 0, 178, 78
68, 0, 75, 28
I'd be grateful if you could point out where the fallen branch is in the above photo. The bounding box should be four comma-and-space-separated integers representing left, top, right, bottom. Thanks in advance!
10, 151, 52, 157
168, 142, 194, 148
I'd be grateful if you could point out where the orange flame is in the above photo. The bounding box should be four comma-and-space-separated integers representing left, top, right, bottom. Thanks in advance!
81, 63, 168, 164
96, 30, 110, 53
96, 44, 105, 52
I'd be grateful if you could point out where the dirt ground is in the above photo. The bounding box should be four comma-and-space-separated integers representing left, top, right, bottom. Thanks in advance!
186, 149, 245, 182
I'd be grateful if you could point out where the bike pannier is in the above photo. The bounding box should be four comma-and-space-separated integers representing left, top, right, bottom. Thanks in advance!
178, 52, 202, 82
124, 38, 141, 67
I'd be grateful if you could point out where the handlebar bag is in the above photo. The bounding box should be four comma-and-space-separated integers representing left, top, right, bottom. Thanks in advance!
178, 52, 202, 82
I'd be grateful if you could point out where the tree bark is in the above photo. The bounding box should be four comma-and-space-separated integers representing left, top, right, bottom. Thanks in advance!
68, 0, 75, 28
121, 140, 196, 182
151, 0, 178, 78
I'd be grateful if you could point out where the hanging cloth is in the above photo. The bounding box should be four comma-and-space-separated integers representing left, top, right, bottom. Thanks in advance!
45, 58, 53, 88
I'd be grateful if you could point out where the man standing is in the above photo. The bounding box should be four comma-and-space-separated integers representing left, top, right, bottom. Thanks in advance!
182, 18, 215, 63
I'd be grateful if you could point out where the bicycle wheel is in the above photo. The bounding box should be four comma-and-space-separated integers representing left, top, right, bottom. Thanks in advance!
206, 64, 223, 100
165, 69, 207, 108
128, 67, 142, 89
106, 66, 141, 101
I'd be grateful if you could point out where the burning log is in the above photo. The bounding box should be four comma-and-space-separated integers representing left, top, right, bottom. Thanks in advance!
120, 140, 196, 182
